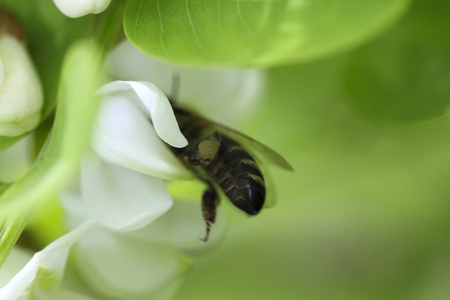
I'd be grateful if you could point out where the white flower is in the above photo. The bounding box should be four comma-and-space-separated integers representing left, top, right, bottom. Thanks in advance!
55, 80, 227, 298
62, 185, 218, 298
1, 40, 263, 299
53, 0, 111, 18
0, 35, 43, 137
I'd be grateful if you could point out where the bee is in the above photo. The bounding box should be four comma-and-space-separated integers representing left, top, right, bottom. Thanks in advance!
169, 105, 293, 242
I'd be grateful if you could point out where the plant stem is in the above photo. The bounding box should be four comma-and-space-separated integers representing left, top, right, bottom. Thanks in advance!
0, 213, 30, 267
0, 1, 126, 269
92, 0, 127, 61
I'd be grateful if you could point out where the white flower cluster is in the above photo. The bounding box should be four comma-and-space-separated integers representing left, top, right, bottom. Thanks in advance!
0, 41, 264, 299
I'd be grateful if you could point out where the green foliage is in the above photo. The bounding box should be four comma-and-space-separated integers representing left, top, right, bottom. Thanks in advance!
342, 0, 450, 123
175, 35, 450, 300
124, 0, 410, 67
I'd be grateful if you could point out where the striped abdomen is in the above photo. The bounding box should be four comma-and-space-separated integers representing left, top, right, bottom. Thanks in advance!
203, 135, 265, 215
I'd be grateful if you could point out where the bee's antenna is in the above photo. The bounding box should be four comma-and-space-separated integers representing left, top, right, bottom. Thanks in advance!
170, 73, 181, 104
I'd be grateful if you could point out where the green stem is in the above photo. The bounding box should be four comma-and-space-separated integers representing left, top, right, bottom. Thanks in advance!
0, 1, 126, 269
0, 213, 30, 267
92, 0, 127, 60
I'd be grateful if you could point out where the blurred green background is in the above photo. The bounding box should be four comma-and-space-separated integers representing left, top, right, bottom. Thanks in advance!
175, 2, 450, 300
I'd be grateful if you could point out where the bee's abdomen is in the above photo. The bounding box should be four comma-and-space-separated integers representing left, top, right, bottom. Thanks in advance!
204, 136, 265, 215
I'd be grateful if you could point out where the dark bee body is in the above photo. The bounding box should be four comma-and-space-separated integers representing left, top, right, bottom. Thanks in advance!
169, 106, 292, 241
203, 135, 265, 215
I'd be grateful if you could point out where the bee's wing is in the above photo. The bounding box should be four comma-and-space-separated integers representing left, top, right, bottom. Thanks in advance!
204, 119, 294, 171
259, 163, 277, 208
201, 117, 293, 209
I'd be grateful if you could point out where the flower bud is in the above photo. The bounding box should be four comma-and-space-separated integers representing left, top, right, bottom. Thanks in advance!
0, 32, 43, 137
53, 0, 111, 18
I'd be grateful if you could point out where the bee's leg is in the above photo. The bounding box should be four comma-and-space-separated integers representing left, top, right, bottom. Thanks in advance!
200, 184, 219, 242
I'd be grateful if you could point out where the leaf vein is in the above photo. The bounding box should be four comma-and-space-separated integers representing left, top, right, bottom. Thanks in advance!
236, 0, 259, 46
156, 0, 169, 54
258, 0, 273, 29
185, 0, 206, 52
217, 0, 225, 33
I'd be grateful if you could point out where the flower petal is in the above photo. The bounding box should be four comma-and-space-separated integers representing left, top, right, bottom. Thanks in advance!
0, 221, 94, 299
97, 80, 187, 148
0, 248, 32, 288
93, 93, 192, 180
60, 186, 91, 231
80, 156, 174, 232
123, 201, 226, 252
0, 35, 43, 137
73, 226, 191, 297
105, 41, 265, 123
53, 0, 111, 18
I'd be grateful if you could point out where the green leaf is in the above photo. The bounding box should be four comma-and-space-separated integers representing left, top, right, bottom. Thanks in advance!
124, 0, 410, 67
0, 0, 94, 151
0, 41, 102, 267
341, 0, 450, 123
